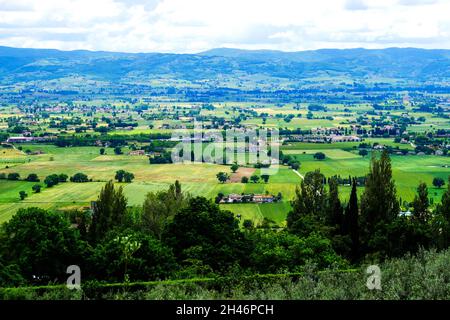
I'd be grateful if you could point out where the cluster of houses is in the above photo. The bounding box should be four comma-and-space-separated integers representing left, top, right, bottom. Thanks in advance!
219, 193, 278, 204
6, 136, 35, 143
285, 134, 361, 144
129, 150, 165, 157
6, 136, 56, 143
329, 135, 361, 142
283, 134, 326, 143
128, 150, 146, 156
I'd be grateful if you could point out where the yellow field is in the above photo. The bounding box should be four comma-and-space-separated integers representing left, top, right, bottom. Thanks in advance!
0, 148, 25, 159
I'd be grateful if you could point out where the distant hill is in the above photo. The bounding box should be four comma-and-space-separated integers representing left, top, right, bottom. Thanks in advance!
0, 46, 449, 87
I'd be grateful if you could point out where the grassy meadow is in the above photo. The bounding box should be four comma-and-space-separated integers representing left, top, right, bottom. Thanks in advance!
1, 140, 449, 225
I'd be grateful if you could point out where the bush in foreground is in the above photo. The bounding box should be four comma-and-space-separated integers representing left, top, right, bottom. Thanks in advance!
1, 248, 449, 300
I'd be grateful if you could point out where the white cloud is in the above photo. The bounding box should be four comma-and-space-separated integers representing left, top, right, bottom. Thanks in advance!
344, 0, 369, 11
398, 0, 440, 6
0, 0, 449, 52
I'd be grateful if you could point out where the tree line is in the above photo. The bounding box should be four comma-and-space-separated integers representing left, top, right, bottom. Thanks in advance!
0, 150, 449, 288
287, 150, 450, 261
0, 181, 346, 287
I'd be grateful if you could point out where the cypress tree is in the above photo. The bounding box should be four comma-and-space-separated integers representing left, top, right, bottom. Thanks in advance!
287, 184, 308, 232
111, 185, 127, 225
175, 180, 182, 199
345, 178, 360, 261
435, 177, 450, 249
78, 211, 89, 241
360, 150, 400, 242
412, 182, 430, 222
327, 176, 344, 232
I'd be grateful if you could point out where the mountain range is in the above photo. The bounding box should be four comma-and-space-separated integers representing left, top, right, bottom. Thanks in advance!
1, 46, 449, 88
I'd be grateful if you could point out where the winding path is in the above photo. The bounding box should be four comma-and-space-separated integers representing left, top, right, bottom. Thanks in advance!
293, 170, 304, 180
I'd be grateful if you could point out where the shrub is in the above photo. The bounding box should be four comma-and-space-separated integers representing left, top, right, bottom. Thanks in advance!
32, 184, 41, 193
25, 173, 39, 182
70, 173, 89, 183
7, 172, 20, 180
314, 152, 326, 160
44, 174, 59, 187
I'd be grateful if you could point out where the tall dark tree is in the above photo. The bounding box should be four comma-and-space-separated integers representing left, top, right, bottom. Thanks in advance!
78, 211, 89, 241
111, 186, 127, 225
412, 182, 430, 222
89, 181, 127, 243
434, 177, 450, 249
327, 176, 343, 231
174, 180, 182, 198
301, 170, 327, 218
360, 150, 400, 246
287, 170, 327, 236
345, 178, 360, 261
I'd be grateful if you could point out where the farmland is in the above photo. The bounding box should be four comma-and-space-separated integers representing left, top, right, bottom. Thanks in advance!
0, 45, 450, 301
0, 144, 300, 224
1, 133, 449, 224
0, 69, 449, 227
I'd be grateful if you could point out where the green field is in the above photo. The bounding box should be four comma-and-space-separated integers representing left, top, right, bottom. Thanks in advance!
0, 145, 302, 224
295, 153, 449, 202
0, 135, 449, 225
283, 149, 359, 159
281, 138, 414, 152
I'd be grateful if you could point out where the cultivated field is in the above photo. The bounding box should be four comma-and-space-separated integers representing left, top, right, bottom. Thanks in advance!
1, 138, 449, 224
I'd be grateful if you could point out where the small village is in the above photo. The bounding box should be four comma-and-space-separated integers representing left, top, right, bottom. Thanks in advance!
218, 193, 281, 204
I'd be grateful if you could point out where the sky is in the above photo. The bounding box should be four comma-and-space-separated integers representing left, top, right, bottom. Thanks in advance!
0, 0, 449, 53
